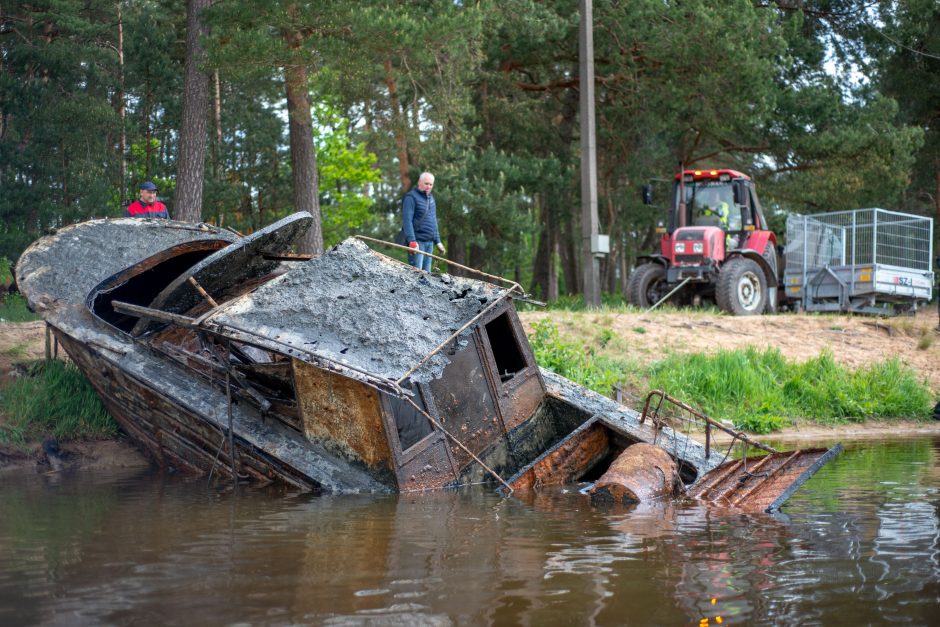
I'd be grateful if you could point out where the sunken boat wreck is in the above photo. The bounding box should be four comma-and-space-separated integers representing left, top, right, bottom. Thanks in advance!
16, 212, 840, 510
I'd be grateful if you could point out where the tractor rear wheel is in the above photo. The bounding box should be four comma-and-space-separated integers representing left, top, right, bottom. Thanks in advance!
627, 263, 668, 308
716, 258, 766, 315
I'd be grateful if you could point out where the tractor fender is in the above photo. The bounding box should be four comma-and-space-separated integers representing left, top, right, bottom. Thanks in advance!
726, 249, 778, 287
635, 254, 669, 268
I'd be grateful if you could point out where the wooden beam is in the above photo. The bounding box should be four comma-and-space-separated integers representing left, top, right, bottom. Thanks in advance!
112, 300, 198, 327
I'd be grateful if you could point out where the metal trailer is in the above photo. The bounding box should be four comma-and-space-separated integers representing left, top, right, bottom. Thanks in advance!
782, 208, 934, 314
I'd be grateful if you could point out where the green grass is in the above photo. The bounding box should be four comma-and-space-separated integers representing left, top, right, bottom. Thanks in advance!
0, 360, 118, 446
529, 319, 631, 396
528, 320, 935, 434
0, 293, 40, 322
4, 343, 29, 359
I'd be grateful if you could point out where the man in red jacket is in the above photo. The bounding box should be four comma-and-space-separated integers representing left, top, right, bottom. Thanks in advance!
125, 181, 170, 219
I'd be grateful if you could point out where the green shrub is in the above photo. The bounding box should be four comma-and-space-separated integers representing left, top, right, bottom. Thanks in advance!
0, 360, 117, 445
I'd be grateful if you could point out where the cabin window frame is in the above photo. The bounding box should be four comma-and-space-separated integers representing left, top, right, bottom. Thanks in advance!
476, 306, 537, 393
381, 382, 443, 463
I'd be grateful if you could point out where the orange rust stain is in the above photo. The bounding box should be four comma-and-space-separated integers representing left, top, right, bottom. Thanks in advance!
510, 423, 610, 491
292, 359, 391, 472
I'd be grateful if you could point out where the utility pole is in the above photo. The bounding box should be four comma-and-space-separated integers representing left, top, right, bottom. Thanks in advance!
579, 0, 604, 307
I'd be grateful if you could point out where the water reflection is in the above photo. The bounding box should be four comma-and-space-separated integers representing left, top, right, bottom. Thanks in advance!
1, 437, 939, 625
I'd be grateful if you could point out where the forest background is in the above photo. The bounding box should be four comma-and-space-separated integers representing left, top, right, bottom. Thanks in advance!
1, 0, 938, 301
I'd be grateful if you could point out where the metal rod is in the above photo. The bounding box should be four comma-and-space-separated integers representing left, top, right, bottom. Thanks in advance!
187, 276, 219, 308
262, 252, 313, 261
354, 235, 525, 296
640, 389, 777, 454
403, 396, 513, 494
645, 277, 690, 313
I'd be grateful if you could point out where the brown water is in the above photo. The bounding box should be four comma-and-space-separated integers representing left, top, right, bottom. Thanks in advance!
2, 436, 939, 626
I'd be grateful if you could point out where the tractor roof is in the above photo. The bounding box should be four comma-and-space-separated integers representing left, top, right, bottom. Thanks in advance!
674, 169, 751, 181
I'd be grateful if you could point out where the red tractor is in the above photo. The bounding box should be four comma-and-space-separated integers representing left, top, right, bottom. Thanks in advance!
628, 169, 779, 315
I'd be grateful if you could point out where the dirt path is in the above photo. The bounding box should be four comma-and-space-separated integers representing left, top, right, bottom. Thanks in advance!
520, 307, 940, 393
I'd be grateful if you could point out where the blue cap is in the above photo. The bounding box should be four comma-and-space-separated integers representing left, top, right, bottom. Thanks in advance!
140, 181, 158, 191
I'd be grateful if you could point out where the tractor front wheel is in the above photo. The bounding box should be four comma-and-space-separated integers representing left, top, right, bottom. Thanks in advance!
627, 263, 669, 308
716, 258, 767, 315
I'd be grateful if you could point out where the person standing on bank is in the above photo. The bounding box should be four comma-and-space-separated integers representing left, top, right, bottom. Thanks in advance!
401, 172, 445, 272
125, 181, 170, 219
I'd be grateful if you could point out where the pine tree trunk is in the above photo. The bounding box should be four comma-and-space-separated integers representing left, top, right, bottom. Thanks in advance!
116, 2, 127, 208
384, 58, 410, 191
174, 0, 211, 223
285, 61, 322, 255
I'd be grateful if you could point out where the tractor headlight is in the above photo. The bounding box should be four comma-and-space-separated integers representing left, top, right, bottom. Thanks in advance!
675, 243, 686, 253
693, 242, 704, 253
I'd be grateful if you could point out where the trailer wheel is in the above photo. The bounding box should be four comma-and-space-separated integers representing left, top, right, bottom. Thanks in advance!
716, 258, 766, 315
762, 245, 778, 314
627, 263, 669, 308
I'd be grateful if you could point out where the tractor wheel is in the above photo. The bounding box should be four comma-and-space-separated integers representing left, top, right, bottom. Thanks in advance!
716, 258, 767, 315
627, 263, 669, 308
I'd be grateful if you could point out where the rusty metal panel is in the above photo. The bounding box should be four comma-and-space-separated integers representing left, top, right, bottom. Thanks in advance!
689, 446, 843, 512
509, 421, 611, 491
56, 330, 318, 489
499, 373, 546, 432
292, 358, 394, 484
397, 436, 460, 491
427, 336, 503, 470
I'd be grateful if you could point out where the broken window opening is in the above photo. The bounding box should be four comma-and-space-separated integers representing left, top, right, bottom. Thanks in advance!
389, 382, 433, 451
484, 312, 527, 383
88, 242, 229, 333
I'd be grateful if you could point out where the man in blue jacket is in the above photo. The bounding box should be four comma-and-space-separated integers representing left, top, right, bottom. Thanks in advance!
401, 172, 445, 272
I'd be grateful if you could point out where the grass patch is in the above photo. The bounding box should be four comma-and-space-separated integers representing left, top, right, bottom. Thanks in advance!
527, 319, 934, 435
4, 343, 29, 359
918, 333, 934, 350
529, 319, 630, 396
648, 347, 933, 434
0, 360, 117, 446
0, 293, 40, 322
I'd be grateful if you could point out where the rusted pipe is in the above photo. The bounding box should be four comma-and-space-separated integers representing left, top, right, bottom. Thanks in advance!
589, 443, 677, 505
640, 389, 777, 455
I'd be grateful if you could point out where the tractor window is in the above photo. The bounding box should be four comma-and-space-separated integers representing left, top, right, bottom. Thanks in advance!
689, 183, 738, 230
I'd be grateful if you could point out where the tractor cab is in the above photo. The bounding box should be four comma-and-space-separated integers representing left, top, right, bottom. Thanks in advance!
668, 169, 769, 247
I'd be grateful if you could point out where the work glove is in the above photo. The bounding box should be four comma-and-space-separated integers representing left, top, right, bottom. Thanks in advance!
436, 242, 446, 254
408, 241, 418, 250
